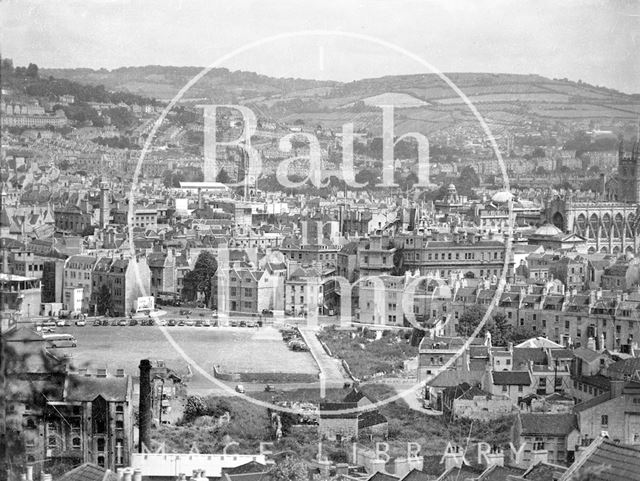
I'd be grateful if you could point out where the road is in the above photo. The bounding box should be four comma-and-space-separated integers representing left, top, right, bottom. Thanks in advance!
297, 326, 351, 388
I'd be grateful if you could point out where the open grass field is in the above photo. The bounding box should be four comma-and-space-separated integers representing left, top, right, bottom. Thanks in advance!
50, 325, 318, 389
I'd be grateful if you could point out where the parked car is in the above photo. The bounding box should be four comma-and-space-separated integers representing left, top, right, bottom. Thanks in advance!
167, 319, 176, 327
93, 320, 102, 327
43, 320, 57, 327
75, 319, 86, 326
118, 319, 128, 326
184, 320, 195, 327
202, 320, 211, 327
110, 320, 119, 326
56, 320, 69, 327
264, 384, 275, 392
177, 320, 185, 326
195, 321, 203, 327
235, 384, 245, 393
129, 319, 138, 326
179, 309, 192, 316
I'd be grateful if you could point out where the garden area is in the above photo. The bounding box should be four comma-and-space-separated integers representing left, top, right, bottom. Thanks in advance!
317, 325, 419, 379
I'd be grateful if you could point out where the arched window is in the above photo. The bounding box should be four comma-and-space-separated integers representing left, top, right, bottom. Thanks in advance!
72, 437, 81, 449
97, 438, 106, 452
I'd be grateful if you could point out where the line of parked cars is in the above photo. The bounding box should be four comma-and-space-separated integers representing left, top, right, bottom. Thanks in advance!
280, 328, 310, 352
91, 318, 157, 326
165, 319, 219, 327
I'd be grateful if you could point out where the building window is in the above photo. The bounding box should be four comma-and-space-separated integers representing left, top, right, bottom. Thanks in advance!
97, 438, 106, 452
601, 415, 608, 426
72, 437, 81, 449
48, 436, 57, 449
502, 385, 508, 392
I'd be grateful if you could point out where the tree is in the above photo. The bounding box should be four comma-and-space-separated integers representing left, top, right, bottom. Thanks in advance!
270, 456, 308, 481
216, 168, 232, 184
96, 284, 113, 315
25, 62, 39, 78
182, 251, 218, 304
532, 147, 546, 158
1, 57, 14, 76
183, 394, 207, 423
456, 305, 487, 337
487, 312, 511, 346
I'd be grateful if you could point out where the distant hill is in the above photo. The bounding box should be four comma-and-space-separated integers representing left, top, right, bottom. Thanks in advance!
40, 66, 640, 135
41, 65, 337, 102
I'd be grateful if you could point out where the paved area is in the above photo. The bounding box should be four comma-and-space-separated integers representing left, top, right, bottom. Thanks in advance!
298, 326, 350, 388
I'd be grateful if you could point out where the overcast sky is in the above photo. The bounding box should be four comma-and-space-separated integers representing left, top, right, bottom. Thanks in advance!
1, 0, 639, 93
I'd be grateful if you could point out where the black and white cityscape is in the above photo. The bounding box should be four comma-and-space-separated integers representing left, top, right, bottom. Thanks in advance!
1, 1, 640, 480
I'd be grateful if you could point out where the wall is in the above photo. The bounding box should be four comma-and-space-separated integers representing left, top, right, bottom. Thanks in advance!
453, 397, 514, 421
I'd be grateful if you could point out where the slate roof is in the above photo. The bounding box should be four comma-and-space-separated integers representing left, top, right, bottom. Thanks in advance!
343, 388, 371, 404
573, 374, 611, 391
443, 382, 492, 401
57, 463, 119, 481
572, 347, 603, 363
358, 410, 388, 429
399, 468, 431, 481
560, 438, 640, 481
513, 348, 548, 367
521, 461, 567, 481
366, 472, 398, 481
573, 393, 612, 413
518, 413, 578, 436
477, 464, 527, 481
491, 371, 532, 386
438, 464, 485, 480
319, 402, 358, 418
222, 461, 268, 475
64, 374, 130, 402
607, 357, 640, 377
428, 369, 484, 388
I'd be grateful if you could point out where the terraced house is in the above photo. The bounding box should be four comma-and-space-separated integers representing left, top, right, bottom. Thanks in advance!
90, 256, 151, 316
63, 255, 98, 313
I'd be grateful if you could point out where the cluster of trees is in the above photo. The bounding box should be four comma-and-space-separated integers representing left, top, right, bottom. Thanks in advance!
182, 251, 217, 304
564, 131, 619, 152
182, 395, 233, 423
456, 305, 535, 346
1, 59, 158, 107
91, 136, 140, 150
352, 137, 419, 161
162, 168, 204, 188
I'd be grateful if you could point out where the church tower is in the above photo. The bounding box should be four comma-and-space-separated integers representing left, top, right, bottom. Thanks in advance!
617, 138, 640, 204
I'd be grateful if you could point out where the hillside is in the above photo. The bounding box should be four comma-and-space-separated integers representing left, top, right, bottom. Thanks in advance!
40, 66, 640, 135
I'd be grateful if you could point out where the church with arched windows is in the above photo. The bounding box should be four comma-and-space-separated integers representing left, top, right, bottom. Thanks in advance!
545, 139, 640, 255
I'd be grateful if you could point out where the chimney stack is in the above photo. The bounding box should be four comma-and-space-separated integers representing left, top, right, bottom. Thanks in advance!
139, 359, 152, 452
443, 445, 465, 471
